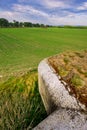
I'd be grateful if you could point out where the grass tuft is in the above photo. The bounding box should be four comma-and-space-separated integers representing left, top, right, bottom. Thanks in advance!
0, 70, 47, 130
58, 66, 68, 77
71, 74, 84, 87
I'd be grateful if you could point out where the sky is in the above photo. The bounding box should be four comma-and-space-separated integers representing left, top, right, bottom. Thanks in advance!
0, 0, 87, 25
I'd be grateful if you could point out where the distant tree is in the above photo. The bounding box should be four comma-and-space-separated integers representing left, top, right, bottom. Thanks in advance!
24, 22, 33, 27
28, 22, 33, 27
41, 24, 45, 27
19, 22, 24, 27
13, 20, 20, 27
46, 25, 50, 27
0, 18, 51, 28
0, 18, 9, 27
33, 23, 40, 27
32, 23, 36, 27
9, 22, 14, 27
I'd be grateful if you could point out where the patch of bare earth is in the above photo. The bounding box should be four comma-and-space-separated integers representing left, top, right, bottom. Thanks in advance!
48, 50, 87, 108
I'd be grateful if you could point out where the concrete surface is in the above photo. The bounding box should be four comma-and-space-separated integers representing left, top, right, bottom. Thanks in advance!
33, 58, 87, 130
33, 108, 87, 130
38, 59, 86, 114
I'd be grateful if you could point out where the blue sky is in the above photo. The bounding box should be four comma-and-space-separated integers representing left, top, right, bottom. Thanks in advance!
0, 0, 87, 25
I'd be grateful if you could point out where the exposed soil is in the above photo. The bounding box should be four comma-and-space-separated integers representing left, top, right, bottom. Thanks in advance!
48, 50, 87, 108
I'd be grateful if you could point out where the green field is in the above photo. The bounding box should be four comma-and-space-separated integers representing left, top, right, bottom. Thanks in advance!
0, 28, 87, 129
0, 28, 87, 77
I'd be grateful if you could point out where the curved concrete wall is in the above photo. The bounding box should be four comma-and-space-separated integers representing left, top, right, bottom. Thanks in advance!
33, 58, 87, 130
38, 59, 86, 114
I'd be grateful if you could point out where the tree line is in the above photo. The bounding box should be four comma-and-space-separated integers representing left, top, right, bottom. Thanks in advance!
0, 18, 87, 29
0, 18, 50, 28
57, 25, 87, 29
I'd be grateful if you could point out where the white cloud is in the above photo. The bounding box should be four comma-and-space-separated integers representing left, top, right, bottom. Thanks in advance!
39, 0, 69, 9
47, 12, 87, 25
1, 9, 87, 25
18, 0, 71, 9
0, 4, 49, 23
77, 2, 87, 10
0, 11, 19, 22
13, 4, 49, 17
0, 11, 13, 18
0, 2, 87, 25
0, 9, 40, 23
44, 0, 66, 8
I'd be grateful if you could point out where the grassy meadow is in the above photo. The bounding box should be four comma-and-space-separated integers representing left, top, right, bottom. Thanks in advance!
0, 27, 87, 77
0, 27, 87, 129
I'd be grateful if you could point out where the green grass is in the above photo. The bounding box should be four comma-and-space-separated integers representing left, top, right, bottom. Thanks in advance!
0, 70, 47, 130
0, 28, 87, 77
0, 28, 87, 129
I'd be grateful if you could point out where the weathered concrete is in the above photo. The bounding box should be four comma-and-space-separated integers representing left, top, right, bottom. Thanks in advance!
38, 59, 86, 114
33, 58, 87, 130
33, 108, 87, 130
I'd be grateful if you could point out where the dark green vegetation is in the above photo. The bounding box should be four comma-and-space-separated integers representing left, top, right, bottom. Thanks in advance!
0, 18, 48, 28
0, 28, 87, 78
0, 18, 87, 28
0, 70, 47, 130
0, 18, 9, 28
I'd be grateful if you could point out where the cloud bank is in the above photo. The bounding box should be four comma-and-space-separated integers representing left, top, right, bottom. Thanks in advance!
0, 0, 87, 25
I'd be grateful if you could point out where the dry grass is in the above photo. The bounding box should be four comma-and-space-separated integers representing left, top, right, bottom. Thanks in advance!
48, 50, 87, 107
0, 70, 47, 130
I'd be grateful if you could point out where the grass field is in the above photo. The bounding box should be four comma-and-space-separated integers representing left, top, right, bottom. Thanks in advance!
0, 28, 87, 129
0, 28, 87, 78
